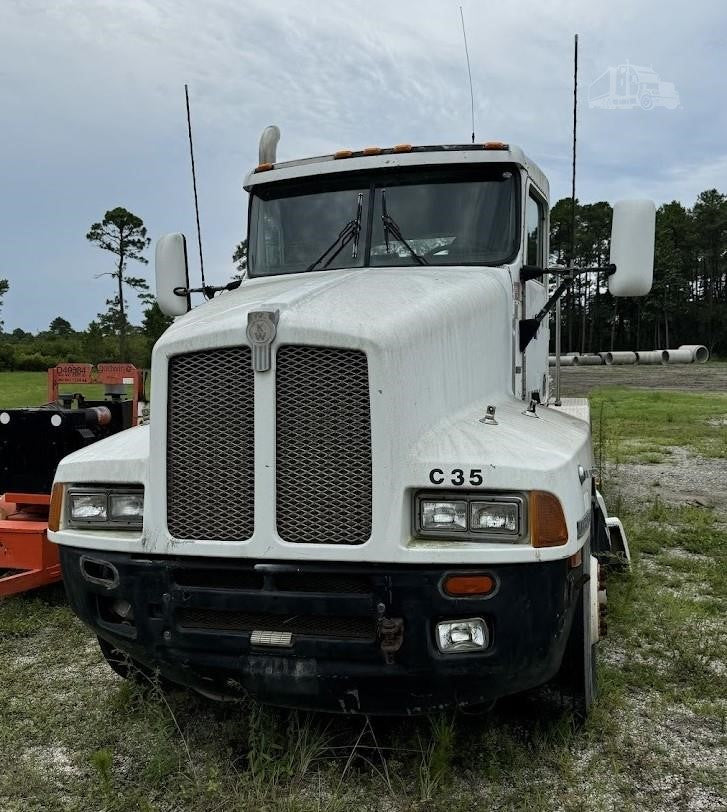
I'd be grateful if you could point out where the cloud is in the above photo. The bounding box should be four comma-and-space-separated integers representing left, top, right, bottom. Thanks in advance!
1, 0, 725, 330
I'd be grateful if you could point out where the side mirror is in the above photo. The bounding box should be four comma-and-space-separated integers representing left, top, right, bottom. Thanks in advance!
155, 233, 191, 317
608, 200, 655, 297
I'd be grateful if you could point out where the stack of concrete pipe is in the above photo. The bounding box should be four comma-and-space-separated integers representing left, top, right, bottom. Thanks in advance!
548, 344, 708, 368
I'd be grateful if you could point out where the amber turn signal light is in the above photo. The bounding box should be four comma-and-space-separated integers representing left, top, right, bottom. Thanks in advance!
48, 483, 64, 532
531, 491, 568, 547
443, 574, 496, 597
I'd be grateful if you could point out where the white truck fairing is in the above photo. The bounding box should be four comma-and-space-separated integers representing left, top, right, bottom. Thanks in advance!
51, 262, 592, 563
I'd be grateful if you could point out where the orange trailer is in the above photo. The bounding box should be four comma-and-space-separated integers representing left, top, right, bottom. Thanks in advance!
0, 364, 141, 597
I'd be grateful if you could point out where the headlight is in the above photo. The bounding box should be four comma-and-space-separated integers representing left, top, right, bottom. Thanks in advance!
67, 487, 143, 529
69, 493, 108, 522
470, 500, 519, 535
420, 500, 467, 531
415, 492, 526, 542
110, 493, 144, 521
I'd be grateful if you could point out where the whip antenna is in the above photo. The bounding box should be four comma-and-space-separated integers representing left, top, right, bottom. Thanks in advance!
184, 84, 207, 296
555, 32, 578, 406
459, 6, 476, 143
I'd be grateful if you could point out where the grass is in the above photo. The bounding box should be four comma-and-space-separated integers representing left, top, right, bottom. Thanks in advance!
0, 382, 725, 810
0, 371, 137, 408
591, 386, 727, 462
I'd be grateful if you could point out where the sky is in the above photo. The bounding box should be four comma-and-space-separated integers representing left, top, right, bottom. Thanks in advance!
1, 0, 726, 332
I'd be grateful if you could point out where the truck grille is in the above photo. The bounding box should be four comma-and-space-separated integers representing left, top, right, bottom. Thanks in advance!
167, 347, 255, 540
276, 346, 372, 545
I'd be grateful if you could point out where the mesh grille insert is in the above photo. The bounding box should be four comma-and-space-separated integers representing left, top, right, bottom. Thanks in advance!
167, 347, 254, 540
276, 346, 372, 545
177, 608, 376, 641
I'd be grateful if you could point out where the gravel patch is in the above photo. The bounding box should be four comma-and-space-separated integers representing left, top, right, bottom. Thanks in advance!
607, 447, 727, 515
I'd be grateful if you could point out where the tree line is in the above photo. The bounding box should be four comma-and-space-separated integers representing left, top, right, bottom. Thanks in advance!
550, 189, 727, 356
0, 188, 725, 371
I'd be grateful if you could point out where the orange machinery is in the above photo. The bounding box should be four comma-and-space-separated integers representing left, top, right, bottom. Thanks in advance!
0, 363, 142, 598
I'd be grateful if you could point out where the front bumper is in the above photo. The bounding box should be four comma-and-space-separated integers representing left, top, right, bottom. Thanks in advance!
60, 546, 582, 714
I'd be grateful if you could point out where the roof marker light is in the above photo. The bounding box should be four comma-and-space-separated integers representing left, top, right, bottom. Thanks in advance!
393, 144, 412, 153
255, 162, 274, 172
482, 141, 509, 150
334, 149, 353, 159
363, 146, 382, 155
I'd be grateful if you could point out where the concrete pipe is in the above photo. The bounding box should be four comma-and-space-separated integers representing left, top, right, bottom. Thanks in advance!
549, 356, 576, 367
573, 354, 603, 366
635, 350, 664, 365
604, 351, 637, 365
662, 349, 693, 364
678, 344, 709, 363
564, 352, 581, 357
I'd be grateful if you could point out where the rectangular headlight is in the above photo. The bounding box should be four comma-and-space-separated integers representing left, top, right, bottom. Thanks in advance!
67, 487, 143, 529
420, 500, 467, 531
470, 500, 520, 535
415, 492, 527, 542
69, 493, 108, 522
110, 492, 144, 523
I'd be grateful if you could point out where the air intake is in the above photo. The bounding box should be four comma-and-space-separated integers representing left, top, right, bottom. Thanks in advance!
167, 347, 255, 540
276, 346, 372, 545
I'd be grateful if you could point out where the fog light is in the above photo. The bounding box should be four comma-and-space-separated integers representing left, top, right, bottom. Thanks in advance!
111, 599, 134, 622
436, 618, 489, 653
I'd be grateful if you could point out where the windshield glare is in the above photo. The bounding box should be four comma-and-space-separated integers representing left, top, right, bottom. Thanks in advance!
248, 166, 518, 277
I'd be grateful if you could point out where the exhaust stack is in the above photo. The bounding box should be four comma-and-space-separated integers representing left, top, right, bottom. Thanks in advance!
259, 125, 281, 165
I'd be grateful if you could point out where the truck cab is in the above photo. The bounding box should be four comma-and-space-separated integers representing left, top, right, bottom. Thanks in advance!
48, 136, 654, 715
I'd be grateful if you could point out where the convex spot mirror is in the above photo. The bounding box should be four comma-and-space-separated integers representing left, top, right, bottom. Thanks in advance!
155, 233, 191, 317
608, 200, 655, 297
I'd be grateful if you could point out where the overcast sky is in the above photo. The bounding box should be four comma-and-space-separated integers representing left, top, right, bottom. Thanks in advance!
2, 0, 726, 332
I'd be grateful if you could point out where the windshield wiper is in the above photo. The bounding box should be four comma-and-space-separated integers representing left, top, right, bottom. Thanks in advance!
381, 190, 428, 266
306, 193, 364, 272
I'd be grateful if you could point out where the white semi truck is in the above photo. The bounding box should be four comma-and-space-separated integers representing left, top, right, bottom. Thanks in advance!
48, 132, 654, 716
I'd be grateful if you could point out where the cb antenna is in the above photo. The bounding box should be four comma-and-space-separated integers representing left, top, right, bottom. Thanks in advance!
184, 84, 207, 296
459, 6, 475, 143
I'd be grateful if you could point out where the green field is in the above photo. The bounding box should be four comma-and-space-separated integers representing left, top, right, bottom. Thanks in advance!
0, 380, 725, 811
0, 371, 130, 408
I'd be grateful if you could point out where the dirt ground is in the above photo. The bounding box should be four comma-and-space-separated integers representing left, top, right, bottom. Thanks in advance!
558, 361, 727, 397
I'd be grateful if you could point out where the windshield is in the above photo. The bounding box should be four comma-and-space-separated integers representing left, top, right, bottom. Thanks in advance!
248, 165, 518, 277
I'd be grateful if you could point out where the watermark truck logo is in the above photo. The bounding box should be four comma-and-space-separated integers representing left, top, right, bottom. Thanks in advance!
589, 61, 680, 111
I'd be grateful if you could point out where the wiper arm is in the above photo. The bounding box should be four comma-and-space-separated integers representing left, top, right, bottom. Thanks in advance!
381, 190, 428, 266
306, 193, 364, 272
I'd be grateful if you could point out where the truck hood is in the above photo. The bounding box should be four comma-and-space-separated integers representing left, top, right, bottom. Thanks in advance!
161, 264, 513, 374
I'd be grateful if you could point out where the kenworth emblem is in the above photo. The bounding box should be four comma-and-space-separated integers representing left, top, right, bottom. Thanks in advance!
246, 309, 279, 372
